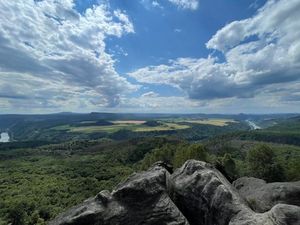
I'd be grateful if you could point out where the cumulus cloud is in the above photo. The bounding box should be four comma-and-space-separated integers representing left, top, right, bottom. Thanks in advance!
0, 0, 136, 112
129, 57, 255, 100
129, 0, 300, 103
168, 0, 199, 10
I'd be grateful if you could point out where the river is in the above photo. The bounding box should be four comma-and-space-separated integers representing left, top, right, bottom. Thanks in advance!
0, 132, 10, 142
246, 120, 261, 130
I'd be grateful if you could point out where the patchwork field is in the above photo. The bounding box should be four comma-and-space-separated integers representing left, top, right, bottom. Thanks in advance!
53, 121, 190, 134
52, 119, 238, 135
134, 123, 190, 132
167, 118, 237, 126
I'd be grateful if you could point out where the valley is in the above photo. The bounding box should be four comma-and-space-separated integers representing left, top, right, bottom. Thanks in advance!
1, 1, 300, 224
0, 113, 299, 225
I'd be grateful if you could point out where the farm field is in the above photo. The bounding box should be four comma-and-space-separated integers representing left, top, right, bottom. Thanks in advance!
53, 121, 190, 134
166, 118, 237, 126
111, 120, 146, 124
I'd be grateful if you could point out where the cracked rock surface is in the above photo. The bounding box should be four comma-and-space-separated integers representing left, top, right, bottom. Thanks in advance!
49, 160, 300, 225
233, 177, 300, 212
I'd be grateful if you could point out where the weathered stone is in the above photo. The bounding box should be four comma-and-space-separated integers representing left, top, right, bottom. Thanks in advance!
233, 177, 300, 212
230, 204, 300, 225
170, 160, 251, 225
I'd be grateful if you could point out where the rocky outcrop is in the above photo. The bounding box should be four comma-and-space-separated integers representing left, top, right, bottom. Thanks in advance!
170, 160, 251, 225
50, 160, 300, 225
49, 162, 189, 225
233, 177, 300, 213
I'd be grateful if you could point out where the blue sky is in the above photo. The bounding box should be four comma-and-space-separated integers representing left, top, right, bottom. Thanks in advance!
103, 0, 265, 73
0, 0, 300, 113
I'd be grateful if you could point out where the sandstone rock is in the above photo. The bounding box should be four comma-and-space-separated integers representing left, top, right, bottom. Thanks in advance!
170, 160, 251, 225
233, 177, 300, 212
230, 204, 300, 225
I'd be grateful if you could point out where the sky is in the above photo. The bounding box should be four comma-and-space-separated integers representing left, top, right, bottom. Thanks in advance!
0, 0, 300, 114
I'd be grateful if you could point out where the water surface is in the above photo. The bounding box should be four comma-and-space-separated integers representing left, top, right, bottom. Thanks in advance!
0, 132, 10, 142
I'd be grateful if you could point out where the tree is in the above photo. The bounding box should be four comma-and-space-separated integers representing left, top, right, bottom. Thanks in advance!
247, 144, 285, 182
8, 204, 26, 225
221, 153, 237, 180
173, 144, 208, 168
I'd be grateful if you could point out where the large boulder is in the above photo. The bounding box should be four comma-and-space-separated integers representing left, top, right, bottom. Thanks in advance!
50, 160, 300, 225
170, 160, 251, 225
170, 160, 300, 225
230, 204, 300, 225
233, 177, 300, 212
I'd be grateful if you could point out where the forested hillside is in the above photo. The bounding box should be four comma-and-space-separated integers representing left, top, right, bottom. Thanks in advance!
1, 134, 299, 224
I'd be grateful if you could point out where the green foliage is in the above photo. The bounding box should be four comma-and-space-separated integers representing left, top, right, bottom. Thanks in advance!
173, 144, 208, 168
0, 137, 183, 224
139, 143, 209, 169
0, 139, 138, 224
246, 144, 285, 182
221, 153, 237, 180
6, 202, 47, 225
140, 143, 179, 170
125, 138, 175, 164
7, 203, 26, 225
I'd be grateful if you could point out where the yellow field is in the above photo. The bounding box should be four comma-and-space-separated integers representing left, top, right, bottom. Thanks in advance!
177, 119, 236, 126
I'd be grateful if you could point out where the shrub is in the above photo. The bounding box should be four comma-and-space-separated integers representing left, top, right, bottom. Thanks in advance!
247, 144, 285, 182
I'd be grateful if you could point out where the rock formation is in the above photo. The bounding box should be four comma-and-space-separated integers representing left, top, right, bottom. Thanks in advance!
49, 160, 300, 225
233, 177, 300, 213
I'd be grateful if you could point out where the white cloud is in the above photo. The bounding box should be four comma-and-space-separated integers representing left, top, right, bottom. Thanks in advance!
141, 91, 160, 98
118, 95, 204, 113
129, 0, 300, 108
152, 1, 163, 9
168, 0, 199, 10
0, 0, 136, 112
140, 0, 163, 10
